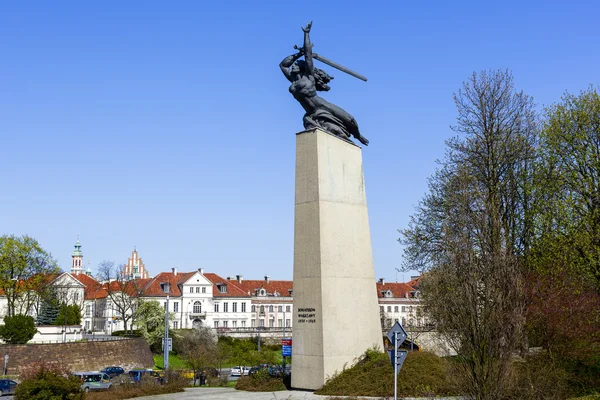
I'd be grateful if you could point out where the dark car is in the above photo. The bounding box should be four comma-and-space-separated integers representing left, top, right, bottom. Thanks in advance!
101, 366, 125, 378
0, 379, 17, 396
128, 369, 163, 385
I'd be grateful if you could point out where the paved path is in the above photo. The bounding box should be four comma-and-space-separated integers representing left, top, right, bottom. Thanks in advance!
133, 387, 381, 399
133, 387, 462, 400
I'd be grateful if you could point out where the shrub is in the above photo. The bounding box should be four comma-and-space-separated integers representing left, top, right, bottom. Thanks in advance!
85, 372, 187, 400
15, 361, 83, 400
316, 348, 459, 397
235, 369, 287, 392
111, 329, 142, 337
0, 314, 37, 344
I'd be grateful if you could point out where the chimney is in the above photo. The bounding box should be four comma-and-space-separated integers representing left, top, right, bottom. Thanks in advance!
236, 274, 243, 284
172, 267, 178, 276
379, 278, 385, 285
199, 268, 204, 275
264, 275, 270, 284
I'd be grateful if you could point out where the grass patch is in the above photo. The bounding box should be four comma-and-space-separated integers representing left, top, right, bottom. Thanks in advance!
153, 354, 187, 370
315, 348, 460, 398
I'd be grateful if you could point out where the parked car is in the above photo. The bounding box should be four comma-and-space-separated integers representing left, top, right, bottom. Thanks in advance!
248, 364, 270, 375
73, 372, 112, 392
0, 379, 17, 396
100, 366, 124, 378
230, 366, 250, 376
128, 369, 163, 385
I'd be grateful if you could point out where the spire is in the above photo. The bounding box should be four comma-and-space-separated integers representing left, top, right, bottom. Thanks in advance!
71, 238, 83, 275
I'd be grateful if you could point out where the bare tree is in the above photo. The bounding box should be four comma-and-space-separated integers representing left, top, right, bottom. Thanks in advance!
401, 70, 536, 400
98, 260, 145, 333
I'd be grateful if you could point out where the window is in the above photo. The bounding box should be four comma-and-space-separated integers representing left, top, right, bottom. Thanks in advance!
278, 319, 283, 327
380, 306, 384, 313
260, 305, 265, 313
259, 319, 265, 327
251, 305, 256, 312
285, 319, 290, 327
74, 292, 79, 303
269, 318, 274, 327
173, 302, 179, 312
242, 303, 246, 312
241, 320, 246, 327
409, 306, 413, 313
173, 321, 178, 329
402, 317, 406, 325
278, 305, 283, 312
232, 320, 237, 328
214, 303, 219, 313
189, 287, 193, 293
286, 305, 291, 312
214, 321, 219, 328
85, 321, 90, 330
394, 306, 399, 312
196, 287, 200, 293
85, 305, 91, 317
223, 302, 228, 312
232, 302, 237, 312
387, 306, 392, 312
223, 321, 228, 328
202, 286, 206, 293
251, 319, 256, 327
402, 306, 407, 312
193, 301, 202, 314
219, 284, 227, 293
269, 305, 274, 312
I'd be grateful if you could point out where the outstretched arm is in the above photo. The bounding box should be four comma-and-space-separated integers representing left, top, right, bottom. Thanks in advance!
302, 22, 314, 75
279, 51, 303, 82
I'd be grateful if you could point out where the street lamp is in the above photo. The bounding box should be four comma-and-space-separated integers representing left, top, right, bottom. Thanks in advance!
160, 281, 171, 384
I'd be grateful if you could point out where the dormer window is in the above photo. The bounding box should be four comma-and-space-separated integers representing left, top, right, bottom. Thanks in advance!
259, 289, 266, 296
385, 290, 392, 298
217, 284, 227, 293
288, 289, 293, 296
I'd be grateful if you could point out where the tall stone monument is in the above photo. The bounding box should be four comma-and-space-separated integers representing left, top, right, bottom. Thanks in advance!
291, 128, 382, 389
281, 22, 382, 390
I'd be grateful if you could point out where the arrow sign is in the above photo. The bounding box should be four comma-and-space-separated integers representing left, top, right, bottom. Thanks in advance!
387, 349, 408, 372
386, 321, 407, 349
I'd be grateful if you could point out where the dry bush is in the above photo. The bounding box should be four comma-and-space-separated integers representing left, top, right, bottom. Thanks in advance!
85, 373, 187, 400
235, 369, 287, 392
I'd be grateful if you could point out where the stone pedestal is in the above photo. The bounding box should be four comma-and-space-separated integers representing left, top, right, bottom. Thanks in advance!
291, 128, 383, 390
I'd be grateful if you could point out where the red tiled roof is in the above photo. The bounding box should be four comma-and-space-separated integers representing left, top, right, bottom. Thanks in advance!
73, 274, 109, 300
376, 282, 416, 298
407, 275, 422, 289
236, 279, 294, 297
203, 273, 251, 298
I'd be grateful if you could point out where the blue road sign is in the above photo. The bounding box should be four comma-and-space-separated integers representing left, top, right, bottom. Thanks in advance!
282, 345, 292, 357
387, 349, 408, 372
386, 321, 407, 349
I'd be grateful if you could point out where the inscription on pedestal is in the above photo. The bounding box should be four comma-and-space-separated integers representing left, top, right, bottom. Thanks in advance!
297, 307, 317, 323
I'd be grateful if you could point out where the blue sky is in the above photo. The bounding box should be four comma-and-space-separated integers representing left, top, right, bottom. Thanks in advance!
1, 1, 598, 281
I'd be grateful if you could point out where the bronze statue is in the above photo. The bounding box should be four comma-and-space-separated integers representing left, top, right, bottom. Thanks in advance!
280, 22, 369, 146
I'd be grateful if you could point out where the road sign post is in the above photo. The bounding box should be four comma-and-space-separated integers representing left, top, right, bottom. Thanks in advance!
386, 321, 409, 400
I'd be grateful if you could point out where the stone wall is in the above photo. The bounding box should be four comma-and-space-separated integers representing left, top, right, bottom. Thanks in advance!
0, 337, 154, 375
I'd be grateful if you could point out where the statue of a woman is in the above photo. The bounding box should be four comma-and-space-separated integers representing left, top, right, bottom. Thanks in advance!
280, 22, 369, 146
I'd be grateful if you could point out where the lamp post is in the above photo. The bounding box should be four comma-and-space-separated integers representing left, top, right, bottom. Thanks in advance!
160, 282, 171, 384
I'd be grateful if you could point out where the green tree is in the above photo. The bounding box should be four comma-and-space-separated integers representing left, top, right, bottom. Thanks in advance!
0, 235, 59, 317
532, 86, 600, 288
0, 314, 37, 344
401, 70, 537, 400
36, 298, 60, 326
55, 304, 81, 326
178, 327, 218, 385
134, 300, 174, 352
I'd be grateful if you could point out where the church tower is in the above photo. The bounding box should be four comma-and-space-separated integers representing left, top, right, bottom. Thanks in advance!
71, 239, 83, 276
123, 248, 149, 280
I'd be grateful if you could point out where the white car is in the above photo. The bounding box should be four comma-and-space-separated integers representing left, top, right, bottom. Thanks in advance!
230, 366, 250, 376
